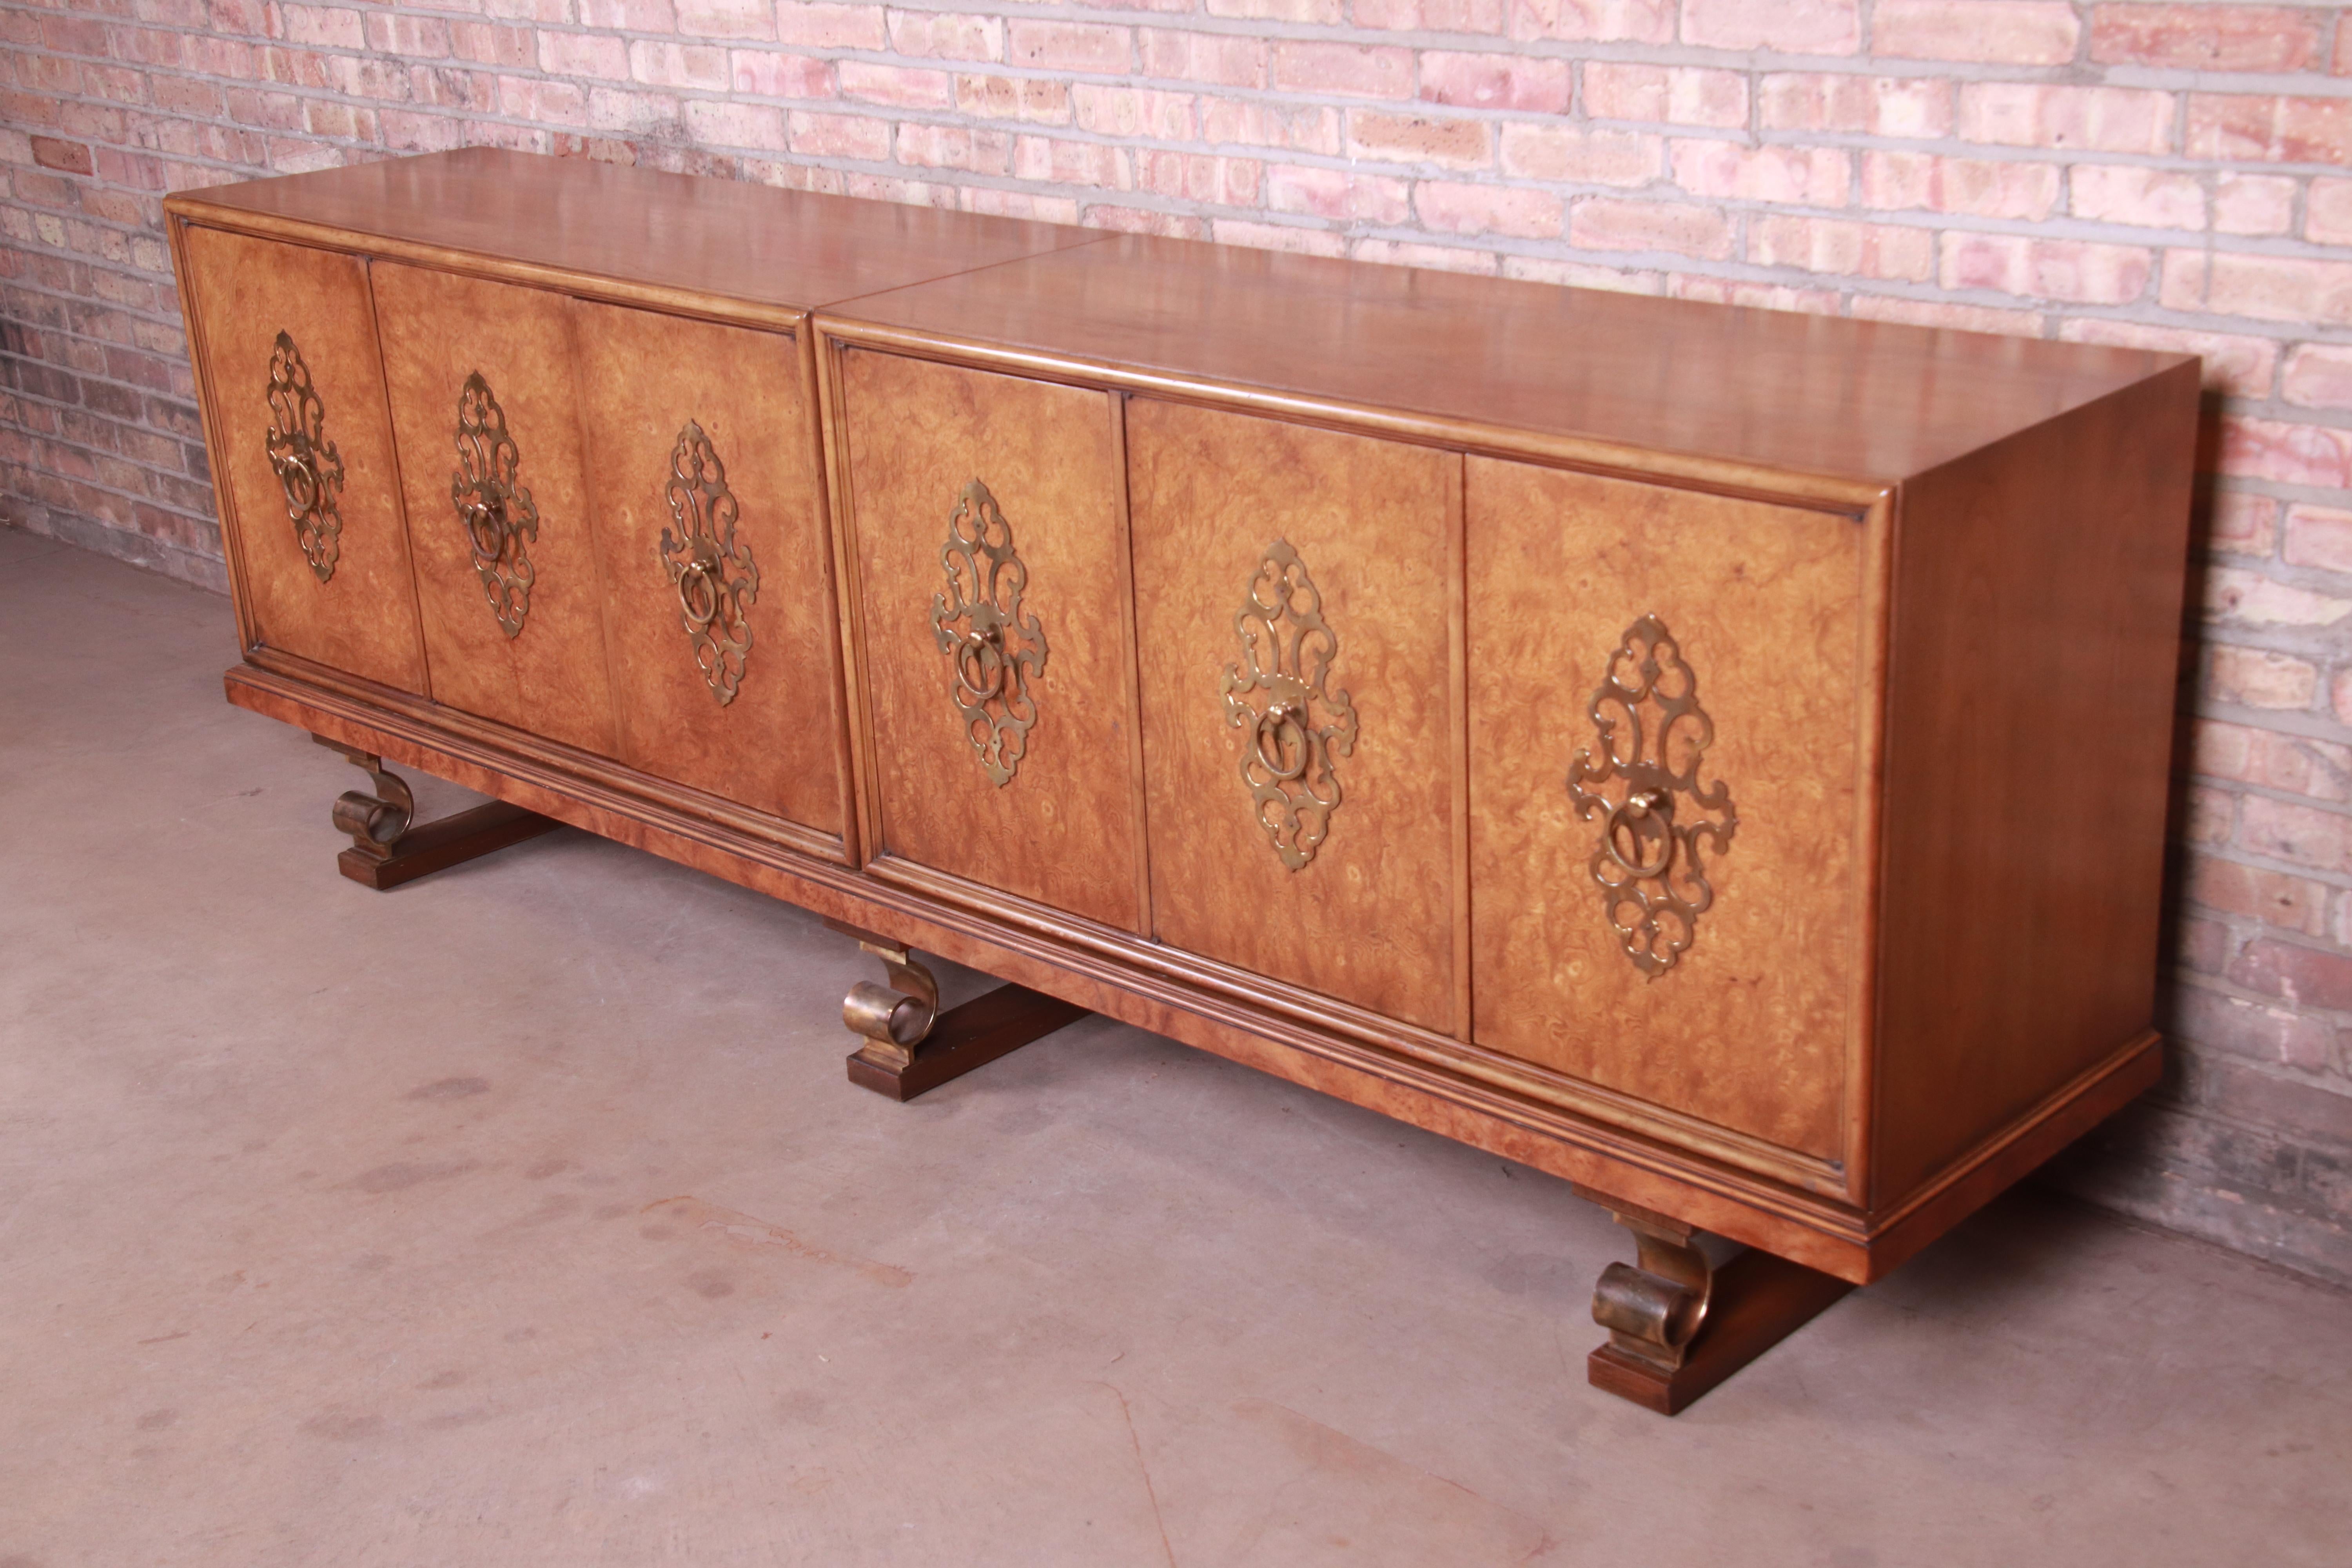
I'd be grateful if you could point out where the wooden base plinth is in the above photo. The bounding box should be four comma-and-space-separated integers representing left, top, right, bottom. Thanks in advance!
846, 982, 1089, 1102
1587, 1247, 1854, 1416
338, 800, 559, 890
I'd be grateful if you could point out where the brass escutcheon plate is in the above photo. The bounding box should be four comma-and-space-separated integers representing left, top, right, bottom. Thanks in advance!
657, 419, 759, 706
264, 330, 346, 584
931, 478, 1048, 787
1223, 539, 1356, 871
451, 370, 539, 639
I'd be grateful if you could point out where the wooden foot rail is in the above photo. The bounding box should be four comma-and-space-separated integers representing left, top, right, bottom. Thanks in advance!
315, 735, 557, 890
828, 918, 1089, 1101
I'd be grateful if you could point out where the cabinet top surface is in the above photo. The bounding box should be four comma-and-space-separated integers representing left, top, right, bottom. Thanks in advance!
826, 233, 2191, 487
166, 147, 1103, 318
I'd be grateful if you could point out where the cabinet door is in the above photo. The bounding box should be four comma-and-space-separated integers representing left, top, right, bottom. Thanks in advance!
1127, 400, 1461, 1034
1466, 457, 1867, 1160
371, 261, 615, 757
571, 303, 844, 845
837, 349, 1142, 930
180, 226, 425, 692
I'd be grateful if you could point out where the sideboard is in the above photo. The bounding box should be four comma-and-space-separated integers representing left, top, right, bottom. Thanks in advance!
166, 147, 2198, 1414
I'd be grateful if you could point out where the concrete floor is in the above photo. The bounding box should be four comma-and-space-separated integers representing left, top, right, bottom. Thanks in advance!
1, 526, 2347, 1568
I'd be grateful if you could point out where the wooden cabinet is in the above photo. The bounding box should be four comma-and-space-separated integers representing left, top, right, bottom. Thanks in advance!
372, 260, 616, 759
1127, 399, 1462, 1035
832, 349, 1144, 930
571, 303, 844, 843
168, 150, 2202, 1415
176, 226, 424, 693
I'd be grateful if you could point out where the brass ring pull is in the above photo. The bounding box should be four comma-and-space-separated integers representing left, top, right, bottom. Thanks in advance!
274, 450, 320, 512
953, 625, 1007, 702
675, 559, 720, 628
1252, 702, 1310, 782
461, 496, 506, 561
1601, 788, 1675, 880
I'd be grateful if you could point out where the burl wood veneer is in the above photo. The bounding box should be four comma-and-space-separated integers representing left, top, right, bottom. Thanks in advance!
169, 150, 2198, 1416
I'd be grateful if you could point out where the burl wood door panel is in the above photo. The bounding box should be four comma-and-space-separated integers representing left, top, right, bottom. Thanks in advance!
571, 303, 844, 843
1127, 399, 1459, 1033
180, 226, 424, 692
371, 261, 615, 757
1466, 458, 1869, 1160
838, 349, 1141, 930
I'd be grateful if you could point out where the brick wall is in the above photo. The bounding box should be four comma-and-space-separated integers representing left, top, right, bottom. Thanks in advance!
5, 0, 2350, 1283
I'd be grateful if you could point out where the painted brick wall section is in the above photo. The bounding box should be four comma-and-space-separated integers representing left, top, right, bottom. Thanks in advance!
4, 0, 2350, 1283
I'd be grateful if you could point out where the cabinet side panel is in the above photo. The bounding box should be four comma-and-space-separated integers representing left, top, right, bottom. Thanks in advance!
570, 301, 843, 839
1873, 365, 2200, 1207
1127, 398, 1459, 1034
1466, 458, 1866, 1161
180, 226, 425, 692
371, 260, 617, 757
838, 348, 1141, 930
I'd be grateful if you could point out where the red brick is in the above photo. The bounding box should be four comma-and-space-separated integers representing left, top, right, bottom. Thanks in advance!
896, 123, 1013, 176
2204, 566, 2352, 630
888, 11, 1002, 62
1670, 278, 1841, 313
1270, 42, 1413, 99
1876, 0, 2079, 64
2091, 5, 2323, 72
730, 50, 832, 98
837, 61, 953, 109
788, 109, 889, 160
28, 136, 95, 176
1760, 73, 1951, 137
1206, 0, 1343, 20
2307, 179, 2352, 246
955, 75, 1070, 124
1679, 0, 1858, 52
1583, 64, 1746, 129
1080, 203, 1206, 238
452, 22, 534, 67
1863, 152, 2059, 220
1506, 0, 1673, 43
2185, 857, 2330, 938
2283, 348, 2352, 412
965, 187, 1081, 223
1138, 30, 1264, 89
676, 0, 773, 38
2169, 981, 2337, 1071
1498, 123, 1657, 185
2284, 503, 2352, 572
1210, 218, 1350, 256
1354, 0, 1505, 29
773, 4, 886, 49
1749, 215, 1934, 282
1072, 85, 1194, 140
2070, 164, 2204, 229
1419, 52, 1570, 115
1013, 135, 1131, 189
2218, 417, 2352, 488
1351, 238, 1500, 274
1416, 181, 1564, 239
1266, 164, 1410, 224
1568, 197, 1733, 260
1350, 111, 1492, 171
577, 0, 679, 27
1672, 142, 1848, 206
1008, 22, 1131, 74
682, 99, 788, 151
1137, 150, 1261, 205
2160, 251, 2352, 327
2209, 644, 2318, 710
1959, 83, 2174, 154
2056, 318, 2276, 397
2187, 95, 2352, 164
2214, 173, 2296, 237
2237, 797, 2352, 876
539, 31, 632, 81
1200, 100, 1340, 154
2202, 493, 2278, 556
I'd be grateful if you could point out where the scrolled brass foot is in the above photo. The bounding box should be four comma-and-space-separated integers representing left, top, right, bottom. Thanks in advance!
309, 734, 557, 891
325, 744, 417, 862
841, 935, 940, 1074
1590, 1203, 1714, 1375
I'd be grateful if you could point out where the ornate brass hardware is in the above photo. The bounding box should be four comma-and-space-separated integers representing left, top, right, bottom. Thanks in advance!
264, 331, 346, 583
1223, 539, 1356, 871
841, 935, 940, 1074
657, 420, 759, 706
451, 371, 539, 639
1586, 1198, 1714, 1376
1566, 614, 1737, 979
932, 479, 1047, 786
